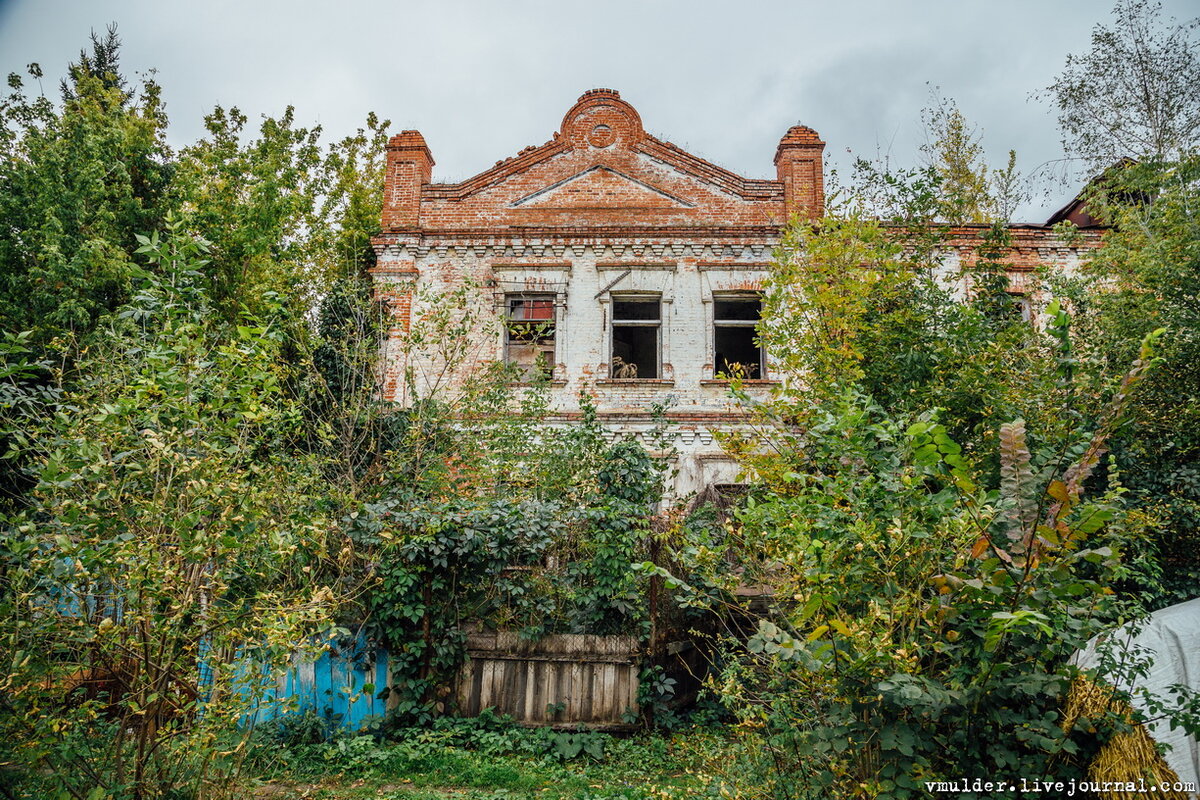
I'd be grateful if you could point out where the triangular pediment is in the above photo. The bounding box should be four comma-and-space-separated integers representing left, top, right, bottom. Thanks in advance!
509, 166, 695, 210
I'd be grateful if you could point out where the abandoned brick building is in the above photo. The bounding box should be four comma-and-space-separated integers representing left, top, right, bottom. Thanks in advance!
370, 89, 1099, 496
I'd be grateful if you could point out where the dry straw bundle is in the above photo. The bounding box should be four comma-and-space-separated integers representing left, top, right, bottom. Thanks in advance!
1063, 676, 1189, 800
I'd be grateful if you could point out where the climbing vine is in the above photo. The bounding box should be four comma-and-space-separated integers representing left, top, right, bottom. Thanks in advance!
345, 375, 668, 724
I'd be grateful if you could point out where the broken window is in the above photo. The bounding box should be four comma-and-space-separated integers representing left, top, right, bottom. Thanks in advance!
1009, 293, 1033, 323
504, 294, 556, 378
713, 295, 763, 379
611, 297, 660, 379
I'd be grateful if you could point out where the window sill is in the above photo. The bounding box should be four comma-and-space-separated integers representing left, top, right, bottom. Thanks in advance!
700, 379, 779, 386
595, 379, 676, 387
510, 379, 568, 387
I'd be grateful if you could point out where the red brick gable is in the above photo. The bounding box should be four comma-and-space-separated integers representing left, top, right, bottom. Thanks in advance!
381, 89, 813, 235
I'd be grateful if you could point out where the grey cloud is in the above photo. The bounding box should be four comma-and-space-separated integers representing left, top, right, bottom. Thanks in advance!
2, 0, 1195, 220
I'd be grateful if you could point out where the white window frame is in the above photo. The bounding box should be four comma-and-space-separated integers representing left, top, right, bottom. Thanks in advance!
711, 292, 765, 379
609, 293, 662, 380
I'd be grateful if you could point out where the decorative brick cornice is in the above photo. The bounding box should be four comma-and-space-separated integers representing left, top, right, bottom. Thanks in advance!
375, 225, 784, 242
417, 133, 783, 206
372, 237, 777, 262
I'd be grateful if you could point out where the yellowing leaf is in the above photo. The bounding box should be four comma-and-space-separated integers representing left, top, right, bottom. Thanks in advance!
970, 536, 990, 559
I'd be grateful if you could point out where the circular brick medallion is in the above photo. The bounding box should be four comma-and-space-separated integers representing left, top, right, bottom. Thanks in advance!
588, 124, 616, 148
560, 90, 644, 150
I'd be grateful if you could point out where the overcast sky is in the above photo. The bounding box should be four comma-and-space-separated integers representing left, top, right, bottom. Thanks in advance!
1, 0, 1195, 221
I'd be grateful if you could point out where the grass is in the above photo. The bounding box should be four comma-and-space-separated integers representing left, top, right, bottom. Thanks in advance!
242, 717, 737, 800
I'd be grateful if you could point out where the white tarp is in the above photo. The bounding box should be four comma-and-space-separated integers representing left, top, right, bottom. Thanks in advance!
1074, 597, 1200, 788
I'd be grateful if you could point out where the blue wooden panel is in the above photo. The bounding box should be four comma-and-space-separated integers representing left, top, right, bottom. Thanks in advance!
42, 583, 385, 733
253, 634, 390, 733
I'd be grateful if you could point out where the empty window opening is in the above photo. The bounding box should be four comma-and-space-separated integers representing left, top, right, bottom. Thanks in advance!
611, 297, 660, 379
1009, 293, 1033, 323
505, 294, 556, 378
713, 296, 763, 378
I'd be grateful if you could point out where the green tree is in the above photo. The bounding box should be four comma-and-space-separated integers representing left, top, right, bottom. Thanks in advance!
171, 106, 389, 322
1065, 156, 1200, 605
740, 188, 1058, 483
921, 97, 994, 224
0, 27, 172, 350
1047, 0, 1200, 171
709, 196, 1175, 796
719, 366, 1163, 798
0, 222, 348, 799
1046, 0, 1200, 606
855, 95, 1024, 224
695, 112, 1194, 788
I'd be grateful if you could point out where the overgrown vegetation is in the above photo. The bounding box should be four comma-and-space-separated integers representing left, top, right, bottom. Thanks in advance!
664, 5, 1200, 792
2, 3, 1199, 798
1067, 155, 1200, 608
243, 710, 735, 799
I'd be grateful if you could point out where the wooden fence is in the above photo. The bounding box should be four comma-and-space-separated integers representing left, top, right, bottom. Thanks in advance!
456, 630, 641, 729
255, 630, 644, 732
